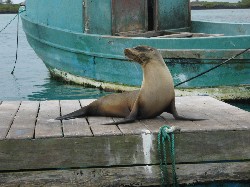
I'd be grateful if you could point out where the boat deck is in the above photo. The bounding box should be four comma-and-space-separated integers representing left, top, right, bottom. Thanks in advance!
0, 96, 249, 186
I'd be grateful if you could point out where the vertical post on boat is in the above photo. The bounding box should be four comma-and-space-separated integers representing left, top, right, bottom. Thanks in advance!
83, 0, 89, 33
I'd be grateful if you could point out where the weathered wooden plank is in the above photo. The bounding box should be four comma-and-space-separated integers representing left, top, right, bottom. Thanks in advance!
116, 30, 219, 39
6, 101, 40, 140
166, 101, 230, 132
177, 162, 250, 184
0, 135, 148, 170
140, 96, 234, 133
0, 101, 21, 140
0, 162, 249, 186
157, 32, 224, 38
141, 116, 168, 134
160, 113, 205, 133
80, 100, 122, 136
191, 33, 224, 37
115, 118, 150, 135
195, 97, 250, 126
116, 30, 171, 37
60, 100, 92, 137
157, 33, 193, 38
88, 117, 122, 136
176, 96, 250, 130
35, 100, 62, 139
145, 112, 225, 134
0, 129, 249, 171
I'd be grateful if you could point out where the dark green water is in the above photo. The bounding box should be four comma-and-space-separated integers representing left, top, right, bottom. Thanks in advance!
186, 181, 250, 187
226, 101, 250, 112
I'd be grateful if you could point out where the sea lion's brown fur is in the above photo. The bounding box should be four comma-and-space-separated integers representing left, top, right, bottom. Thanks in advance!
56, 46, 200, 124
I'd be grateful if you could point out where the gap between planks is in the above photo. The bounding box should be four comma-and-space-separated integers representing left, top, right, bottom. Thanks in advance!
0, 101, 21, 140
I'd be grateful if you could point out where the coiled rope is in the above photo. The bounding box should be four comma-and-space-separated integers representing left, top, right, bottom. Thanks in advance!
158, 125, 180, 187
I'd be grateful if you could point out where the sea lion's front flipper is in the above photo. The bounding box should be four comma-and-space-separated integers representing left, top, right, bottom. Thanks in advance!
101, 98, 139, 125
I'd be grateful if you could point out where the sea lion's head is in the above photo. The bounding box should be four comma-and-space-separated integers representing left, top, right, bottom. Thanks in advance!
124, 46, 162, 65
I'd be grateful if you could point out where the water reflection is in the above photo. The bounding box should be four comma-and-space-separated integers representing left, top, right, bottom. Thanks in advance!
28, 77, 110, 101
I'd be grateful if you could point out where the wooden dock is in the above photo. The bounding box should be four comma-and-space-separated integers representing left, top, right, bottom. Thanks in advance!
0, 96, 249, 186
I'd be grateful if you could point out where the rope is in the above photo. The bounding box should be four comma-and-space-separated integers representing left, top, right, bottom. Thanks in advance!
0, 14, 18, 33
0, 9, 25, 33
158, 125, 180, 187
0, 8, 25, 74
11, 10, 20, 75
174, 47, 250, 87
9, 9, 26, 75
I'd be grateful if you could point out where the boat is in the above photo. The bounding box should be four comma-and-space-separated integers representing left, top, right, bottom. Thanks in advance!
20, 0, 250, 100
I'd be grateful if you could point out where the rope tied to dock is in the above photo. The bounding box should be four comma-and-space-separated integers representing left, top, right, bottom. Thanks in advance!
158, 125, 180, 187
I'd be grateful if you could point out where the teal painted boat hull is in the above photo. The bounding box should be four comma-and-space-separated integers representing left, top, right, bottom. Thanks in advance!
19, 1, 250, 99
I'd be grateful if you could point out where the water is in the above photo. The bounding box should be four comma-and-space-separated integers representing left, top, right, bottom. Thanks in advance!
187, 182, 250, 187
193, 9, 250, 112
0, 15, 108, 101
0, 10, 250, 106
226, 100, 250, 112
191, 9, 250, 23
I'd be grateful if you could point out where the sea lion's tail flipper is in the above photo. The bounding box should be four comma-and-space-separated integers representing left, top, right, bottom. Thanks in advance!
55, 107, 88, 120
170, 99, 206, 121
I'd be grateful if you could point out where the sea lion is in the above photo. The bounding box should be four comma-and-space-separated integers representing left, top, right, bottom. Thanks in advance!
56, 45, 200, 124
